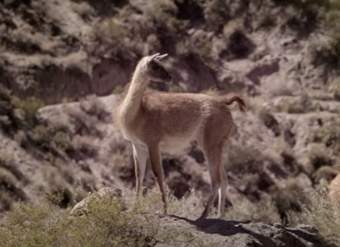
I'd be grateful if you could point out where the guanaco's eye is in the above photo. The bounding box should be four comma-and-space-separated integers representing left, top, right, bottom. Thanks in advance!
150, 61, 161, 71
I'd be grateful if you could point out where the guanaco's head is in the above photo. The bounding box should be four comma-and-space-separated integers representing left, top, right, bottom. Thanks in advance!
135, 53, 171, 83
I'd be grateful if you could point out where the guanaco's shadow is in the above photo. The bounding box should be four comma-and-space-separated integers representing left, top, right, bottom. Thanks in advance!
167, 215, 318, 247
168, 214, 252, 236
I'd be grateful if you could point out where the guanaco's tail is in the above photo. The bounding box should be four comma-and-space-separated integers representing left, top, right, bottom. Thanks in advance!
223, 96, 246, 112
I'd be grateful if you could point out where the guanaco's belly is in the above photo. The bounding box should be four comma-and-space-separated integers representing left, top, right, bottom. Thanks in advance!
160, 123, 202, 154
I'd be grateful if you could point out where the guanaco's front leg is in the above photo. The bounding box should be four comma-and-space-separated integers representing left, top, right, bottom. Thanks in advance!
132, 143, 148, 198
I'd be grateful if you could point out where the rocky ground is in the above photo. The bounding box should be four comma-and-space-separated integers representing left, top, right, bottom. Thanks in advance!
161, 217, 326, 247
0, 0, 340, 246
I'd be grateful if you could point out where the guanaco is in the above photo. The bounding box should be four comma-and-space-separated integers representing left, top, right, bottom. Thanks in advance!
117, 53, 246, 218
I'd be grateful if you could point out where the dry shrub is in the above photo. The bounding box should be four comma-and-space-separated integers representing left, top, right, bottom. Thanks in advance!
144, 0, 180, 32
204, 0, 229, 31
271, 177, 311, 224
313, 0, 340, 70
273, 95, 314, 113
288, 187, 340, 246
71, 135, 99, 160
0, 167, 26, 211
307, 144, 334, 172
168, 187, 280, 224
223, 195, 281, 224
167, 189, 205, 218
314, 37, 340, 70
329, 78, 340, 100
94, 18, 128, 44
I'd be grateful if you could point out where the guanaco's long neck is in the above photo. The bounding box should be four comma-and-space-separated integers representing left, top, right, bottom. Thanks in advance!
119, 71, 149, 123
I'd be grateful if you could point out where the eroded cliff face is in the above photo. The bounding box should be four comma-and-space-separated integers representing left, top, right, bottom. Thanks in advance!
0, 0, 340, 233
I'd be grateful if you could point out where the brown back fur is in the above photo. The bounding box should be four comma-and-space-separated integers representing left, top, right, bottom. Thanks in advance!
120, 90, 237, 149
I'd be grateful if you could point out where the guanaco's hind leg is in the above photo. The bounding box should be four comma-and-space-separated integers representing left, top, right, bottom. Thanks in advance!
199, 113, 230, 219
217, 163, 227, 218
199, 142, 224, 219
148, 144, 168, 215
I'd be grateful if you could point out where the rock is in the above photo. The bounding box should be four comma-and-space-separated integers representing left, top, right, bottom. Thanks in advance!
314, 166, 338, 184
0, 116, 11, 128
12, 108, 25, 122
70, 186, 124, 216
329, 173, 340, 207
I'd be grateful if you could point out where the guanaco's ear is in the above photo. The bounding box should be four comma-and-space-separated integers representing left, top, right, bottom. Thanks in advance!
149, 53, 160, 61
149, 53, 168, 62
155, 53, 168, 61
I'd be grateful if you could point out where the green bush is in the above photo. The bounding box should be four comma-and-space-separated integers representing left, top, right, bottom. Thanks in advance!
11, 96, 45, 128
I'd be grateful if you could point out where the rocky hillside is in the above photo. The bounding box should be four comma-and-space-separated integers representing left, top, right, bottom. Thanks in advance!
1, 0, 339, 100
0, 0, 340, 246
1, 187, 334, 247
